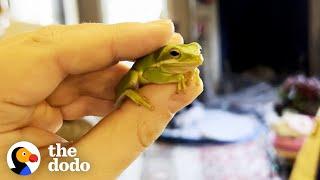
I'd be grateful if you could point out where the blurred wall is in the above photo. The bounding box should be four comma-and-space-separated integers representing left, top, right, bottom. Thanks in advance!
77, 0, 102, 22
219, 0, 309, 76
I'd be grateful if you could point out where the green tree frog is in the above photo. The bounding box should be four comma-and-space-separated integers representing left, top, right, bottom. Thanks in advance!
115, 42, 203, 110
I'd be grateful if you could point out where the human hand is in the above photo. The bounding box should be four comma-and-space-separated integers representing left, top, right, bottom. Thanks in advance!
0, 20, 203, 179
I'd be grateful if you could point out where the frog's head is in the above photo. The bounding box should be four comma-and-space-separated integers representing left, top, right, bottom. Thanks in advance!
154, 42, 203, 73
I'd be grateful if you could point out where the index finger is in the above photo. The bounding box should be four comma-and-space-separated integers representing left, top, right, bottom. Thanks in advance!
30, 20, 174, 74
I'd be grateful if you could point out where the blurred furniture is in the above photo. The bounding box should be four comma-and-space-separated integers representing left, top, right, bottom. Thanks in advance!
290, 114, 320, 179
122, 139, 275, 180
309, 0, 320, 75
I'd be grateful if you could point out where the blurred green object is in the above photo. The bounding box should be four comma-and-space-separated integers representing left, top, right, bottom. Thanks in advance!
57, 120, 92, 142
276, 75, 320, 116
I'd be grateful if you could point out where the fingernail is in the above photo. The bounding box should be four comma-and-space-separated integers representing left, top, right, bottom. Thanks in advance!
167, 33, 184, 44
148, 19, 174, 34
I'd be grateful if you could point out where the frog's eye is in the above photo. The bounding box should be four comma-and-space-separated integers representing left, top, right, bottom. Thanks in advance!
169, 49, 180, 58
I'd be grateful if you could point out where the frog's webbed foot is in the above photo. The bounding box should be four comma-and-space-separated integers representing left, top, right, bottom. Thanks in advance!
175, 69, 199, 93
117, 89, 154, 110
184, 68, 200, 86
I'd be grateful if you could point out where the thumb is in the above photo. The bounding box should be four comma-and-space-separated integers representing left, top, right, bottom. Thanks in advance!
68, 71, 202, 179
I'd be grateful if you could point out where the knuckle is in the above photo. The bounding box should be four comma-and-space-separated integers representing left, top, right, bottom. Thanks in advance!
106, 25, 121, 59
29, 25, 66, 44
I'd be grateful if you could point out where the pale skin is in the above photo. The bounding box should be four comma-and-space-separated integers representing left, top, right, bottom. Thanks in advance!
0, 20, 203, 179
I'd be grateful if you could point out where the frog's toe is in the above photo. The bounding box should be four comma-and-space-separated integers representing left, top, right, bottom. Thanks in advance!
176, 84, 186, 94
194, 68, 200, 75
141, 95, 149, 102
139, 95, 154, 110
186, 69, 199, 86
176, 84, 181, 93
148, 104, 155, 111
142, 100, 154, 110
182, 81, 186, 90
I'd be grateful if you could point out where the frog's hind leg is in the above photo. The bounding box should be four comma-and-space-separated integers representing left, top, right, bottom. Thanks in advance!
116, 89, 154, 110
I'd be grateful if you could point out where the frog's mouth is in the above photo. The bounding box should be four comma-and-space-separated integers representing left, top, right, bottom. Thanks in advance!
159, 55, 203, 74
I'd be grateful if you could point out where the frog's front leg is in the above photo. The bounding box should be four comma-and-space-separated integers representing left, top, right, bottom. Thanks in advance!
176, 74, 186, 93
142, 69, 187, 93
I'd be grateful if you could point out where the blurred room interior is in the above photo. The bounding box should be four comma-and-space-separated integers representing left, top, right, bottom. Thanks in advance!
1, 0, 320, 179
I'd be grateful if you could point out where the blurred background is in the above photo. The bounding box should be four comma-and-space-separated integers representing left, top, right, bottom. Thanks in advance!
1, 0, 320, 179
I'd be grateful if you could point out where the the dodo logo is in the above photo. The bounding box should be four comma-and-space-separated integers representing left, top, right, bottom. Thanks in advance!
7, 141, 41, 176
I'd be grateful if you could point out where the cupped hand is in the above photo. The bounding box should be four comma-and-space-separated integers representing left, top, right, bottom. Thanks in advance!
0, 20, 203, 179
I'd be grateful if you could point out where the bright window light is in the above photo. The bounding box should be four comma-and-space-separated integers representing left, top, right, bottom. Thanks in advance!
102, 0, 163, 23
9, 0, 59, 25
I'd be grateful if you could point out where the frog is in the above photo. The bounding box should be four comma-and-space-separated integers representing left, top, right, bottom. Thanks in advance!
115, 42, 203, 110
